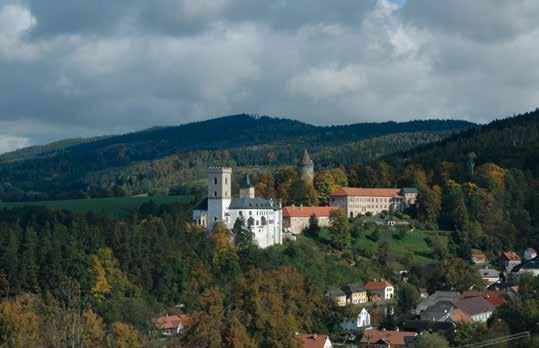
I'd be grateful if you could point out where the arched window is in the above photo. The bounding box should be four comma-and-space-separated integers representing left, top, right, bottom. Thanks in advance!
214, 177, 218, 185
247, 217, 255, 228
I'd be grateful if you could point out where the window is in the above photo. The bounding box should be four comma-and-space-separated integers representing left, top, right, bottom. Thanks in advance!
214, 217, 217, 222
214, 177, 218, 185
261, 216, 267, 226
239, 211, 243, 216
214, 191, 217, 197
225, 178, 228, 184
247, 217, 254, 227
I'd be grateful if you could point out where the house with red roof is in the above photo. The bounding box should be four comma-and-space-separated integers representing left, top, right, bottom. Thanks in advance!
471, 251, 487, 264
360, 329, 417, 348
501, 251, 521, 272
330, 187, 417, 218
153, 314, 191, 336
283, 205, 337, 235
365, 279, 394, 300
301, 334, 332, 348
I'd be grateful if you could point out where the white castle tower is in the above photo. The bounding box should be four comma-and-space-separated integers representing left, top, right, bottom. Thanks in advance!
207, 167, 232, 231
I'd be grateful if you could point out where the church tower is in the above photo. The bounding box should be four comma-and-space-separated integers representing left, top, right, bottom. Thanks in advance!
240, 174, 255, 199
300, 149, 314, 185
207, 167, 232, 231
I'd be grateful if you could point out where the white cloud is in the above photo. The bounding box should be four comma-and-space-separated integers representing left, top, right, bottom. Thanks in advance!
0, 135, 31, 154
0, 4, 39, 60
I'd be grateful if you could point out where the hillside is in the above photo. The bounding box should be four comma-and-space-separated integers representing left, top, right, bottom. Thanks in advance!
0, 114, 475, 201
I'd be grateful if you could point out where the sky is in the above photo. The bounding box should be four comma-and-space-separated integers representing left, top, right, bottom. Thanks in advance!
0, 0, 538, 153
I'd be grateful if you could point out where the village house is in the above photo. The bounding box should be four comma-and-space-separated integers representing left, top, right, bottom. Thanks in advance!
415, 291, 460, 314
343, 283, 368, 305
471, 251, 487, 264
501, 251, 521, 273
326, 289, 347, 307
153, 314, 191, 336
282, 205, 336, 235
329, 187, 418, 218
360, 329, 417, 348
301, 333, 333, 348
454, 297, 495, 322
478, 267, 501, 285
419, 288, 428, 299
365, 279, 394, 300
524, 248, 537, 261
511, 256, 539, 277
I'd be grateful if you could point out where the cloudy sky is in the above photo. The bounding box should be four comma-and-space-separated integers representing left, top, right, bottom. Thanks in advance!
0, 0, 538, 153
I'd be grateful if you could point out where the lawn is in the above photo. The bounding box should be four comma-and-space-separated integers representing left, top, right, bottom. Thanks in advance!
0, 195, 194, 218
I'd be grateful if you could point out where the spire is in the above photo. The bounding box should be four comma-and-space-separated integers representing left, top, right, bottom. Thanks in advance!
302, 149, 313, 166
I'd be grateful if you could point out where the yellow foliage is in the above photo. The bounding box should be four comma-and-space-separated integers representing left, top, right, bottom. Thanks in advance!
0, 296, 41, 348
90, 255, 112, 301
82, 311, 106, 348
112, 322, 143, 348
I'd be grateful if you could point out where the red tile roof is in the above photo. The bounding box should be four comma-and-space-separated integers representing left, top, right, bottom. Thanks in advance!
360, 329, 416, 346
365, 280, 393, 290
153, 314, 191, 330
283, 206, 337, 218
502, 251, 521, 261
301, 334, 330, 348
451, 308, 471, 322
330, 187, 401, 197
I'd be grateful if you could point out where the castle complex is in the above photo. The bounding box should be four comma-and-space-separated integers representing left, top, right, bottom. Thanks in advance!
193, 167, 283, 248
193, 148, 417, 247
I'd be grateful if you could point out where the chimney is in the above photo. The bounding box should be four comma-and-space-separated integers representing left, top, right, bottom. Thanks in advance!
313, 333, 317, 340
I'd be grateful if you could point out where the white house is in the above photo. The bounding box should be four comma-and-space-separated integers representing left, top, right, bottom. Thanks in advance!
193, 167, 282, 249
365, 279, 394, 300
511, 256, 539, 277
153, 314, 191, 336
300, 333, 332, 348
357, 308, 371, 328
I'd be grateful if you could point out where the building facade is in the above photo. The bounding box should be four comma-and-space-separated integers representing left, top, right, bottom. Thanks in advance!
282, 206, 336, 235
193, 167, 282, 249
330, 187, 418, 218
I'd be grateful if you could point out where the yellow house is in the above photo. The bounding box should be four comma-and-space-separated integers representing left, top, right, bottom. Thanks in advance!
326, 289, 347, 307
344, 284, 368, 305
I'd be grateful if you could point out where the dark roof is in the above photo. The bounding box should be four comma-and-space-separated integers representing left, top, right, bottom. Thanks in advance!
240, 174, 253, 189
512, 256, 539, 272
326, 289, 346, 297
402, 187, 419, 194
343, 283, 365, 294
420, 301, 455, 321
194, 198, 208, 210
228, 197, 278, 210
455, 297, 495, 316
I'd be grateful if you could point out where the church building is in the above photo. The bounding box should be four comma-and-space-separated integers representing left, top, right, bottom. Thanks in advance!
193, 167, 283, 248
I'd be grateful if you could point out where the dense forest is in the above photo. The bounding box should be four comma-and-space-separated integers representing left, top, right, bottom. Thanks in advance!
0, 115, 474, 201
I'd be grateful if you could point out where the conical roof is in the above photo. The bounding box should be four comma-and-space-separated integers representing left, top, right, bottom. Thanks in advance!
302, 149, 313, 165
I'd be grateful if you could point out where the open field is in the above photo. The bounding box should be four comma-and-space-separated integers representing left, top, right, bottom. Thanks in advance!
0, 195, 194, 218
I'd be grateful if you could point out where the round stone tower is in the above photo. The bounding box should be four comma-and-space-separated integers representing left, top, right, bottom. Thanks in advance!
300, 149, 314, 185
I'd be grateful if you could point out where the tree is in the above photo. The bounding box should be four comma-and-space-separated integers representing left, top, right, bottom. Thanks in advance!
0, 295, 41, 347
412, 333, 449, 348
314, 168, 348, 205
112, 322, 143, 348
232, 217, 254, 250
184, 288, 225, 348
397, 284, 420, 314
444, 257, 484, 292
328, 210, 351, 252
306, 214, 320, 237
255, 172, 276, 199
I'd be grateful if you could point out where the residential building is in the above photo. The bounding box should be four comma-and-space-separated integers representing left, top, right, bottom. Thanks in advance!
365, 279, 394, 300
400, 320, 456, 336
415, 291, 460, 314
501, 251, 521, 272
478, 268, 501, 285
330, 187, 417, 218
343, 283, 368, 305
301, 333, 332, 348
471, 251, 487, 264
454, 297, 495, 322
511, 256, 539, 277
357, 308, 371, 328
283, 205, 336, 235
153, 314, 191, 336
193, 168, 282, 248
360, 329, 417, 348
326, 289, 347, 307
524, 248, 537, 261
419, 301, 456, 322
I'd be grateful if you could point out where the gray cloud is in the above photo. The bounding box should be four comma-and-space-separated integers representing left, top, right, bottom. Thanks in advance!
0, 0, 538, 152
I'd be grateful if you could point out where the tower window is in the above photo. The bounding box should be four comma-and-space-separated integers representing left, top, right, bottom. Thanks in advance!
214, 191, 217, 197
214, 177, 218, 185
225, 178, 228, 184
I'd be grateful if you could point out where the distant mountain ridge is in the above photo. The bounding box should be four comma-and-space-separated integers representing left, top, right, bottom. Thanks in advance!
0, 114, 476, 200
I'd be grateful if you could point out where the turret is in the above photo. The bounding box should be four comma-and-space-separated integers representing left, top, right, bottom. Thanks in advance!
239, 174, 255, 199
207, 167, 232, 230
300, 149, 314, 185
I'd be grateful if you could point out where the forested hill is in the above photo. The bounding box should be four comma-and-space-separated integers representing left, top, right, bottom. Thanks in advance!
390, 109, 539, 176
0, 114, 475, 201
